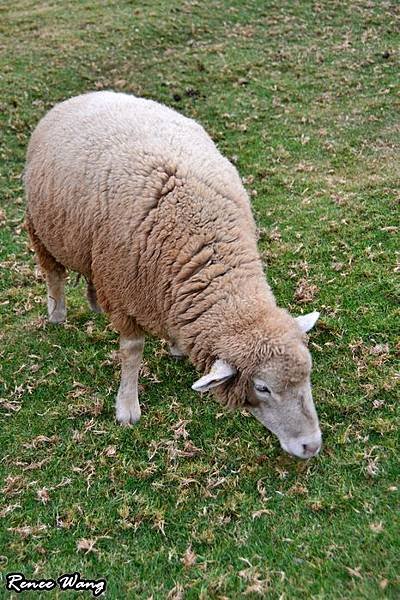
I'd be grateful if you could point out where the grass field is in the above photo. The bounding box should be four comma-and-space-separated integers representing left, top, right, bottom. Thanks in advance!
0, 1, 399, 598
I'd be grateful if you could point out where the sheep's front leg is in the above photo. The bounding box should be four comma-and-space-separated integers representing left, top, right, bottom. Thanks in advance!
169, 340, 185, 360
116, 334, 145, 425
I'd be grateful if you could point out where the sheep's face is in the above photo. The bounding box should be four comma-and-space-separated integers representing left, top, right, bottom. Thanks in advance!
246, 341, 321, 459
192, 311, 321, 459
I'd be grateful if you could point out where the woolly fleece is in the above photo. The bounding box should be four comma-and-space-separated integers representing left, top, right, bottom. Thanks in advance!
25, 91, 309, 408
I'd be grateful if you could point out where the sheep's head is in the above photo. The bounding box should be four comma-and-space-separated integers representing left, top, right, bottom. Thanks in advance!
192, 310, 321, 459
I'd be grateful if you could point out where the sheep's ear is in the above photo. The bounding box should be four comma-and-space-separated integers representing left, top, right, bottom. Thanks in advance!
296, 311, 320, 333
192, 359, 236, 392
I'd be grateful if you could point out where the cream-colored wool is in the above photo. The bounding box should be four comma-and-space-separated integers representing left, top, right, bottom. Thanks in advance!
25, 91, 321, 458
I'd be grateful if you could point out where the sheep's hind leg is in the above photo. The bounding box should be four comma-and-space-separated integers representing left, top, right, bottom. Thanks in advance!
86, 279, 102, 313
46, 269, 67, 324
25, 214, 67, 324
116, 334, 145, 425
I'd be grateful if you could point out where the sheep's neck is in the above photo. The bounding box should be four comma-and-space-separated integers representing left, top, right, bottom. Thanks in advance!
181, 269, 278, 369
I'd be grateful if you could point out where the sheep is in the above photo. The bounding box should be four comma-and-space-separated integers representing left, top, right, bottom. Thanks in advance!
24, 91, 322, 459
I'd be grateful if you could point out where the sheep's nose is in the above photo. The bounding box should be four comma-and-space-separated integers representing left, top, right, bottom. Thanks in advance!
302, 442, 321, 458
280, 431, 322, 459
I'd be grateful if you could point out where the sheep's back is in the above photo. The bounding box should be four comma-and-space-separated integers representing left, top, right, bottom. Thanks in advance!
25, 92, 259, 331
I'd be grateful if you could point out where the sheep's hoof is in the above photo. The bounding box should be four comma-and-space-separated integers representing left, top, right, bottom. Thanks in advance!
87, 282, 103, 313
169, 343, 185, 360
116, 404, 141, 426
88, 300, 103, 313
48, 310, 66, 324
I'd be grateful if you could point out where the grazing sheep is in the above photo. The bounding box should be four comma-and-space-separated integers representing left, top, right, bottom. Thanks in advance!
25, 91, 322, 458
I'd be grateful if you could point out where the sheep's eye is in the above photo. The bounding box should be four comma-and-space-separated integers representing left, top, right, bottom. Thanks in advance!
254, 383, 271, 394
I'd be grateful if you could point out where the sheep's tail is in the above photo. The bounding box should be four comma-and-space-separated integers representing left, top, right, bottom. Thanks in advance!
25, 211, 66, 276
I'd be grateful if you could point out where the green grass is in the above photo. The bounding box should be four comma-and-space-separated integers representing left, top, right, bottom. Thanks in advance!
0, 0, 399, 598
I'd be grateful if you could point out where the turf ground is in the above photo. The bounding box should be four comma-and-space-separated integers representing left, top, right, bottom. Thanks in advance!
0, 1, 399, 598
